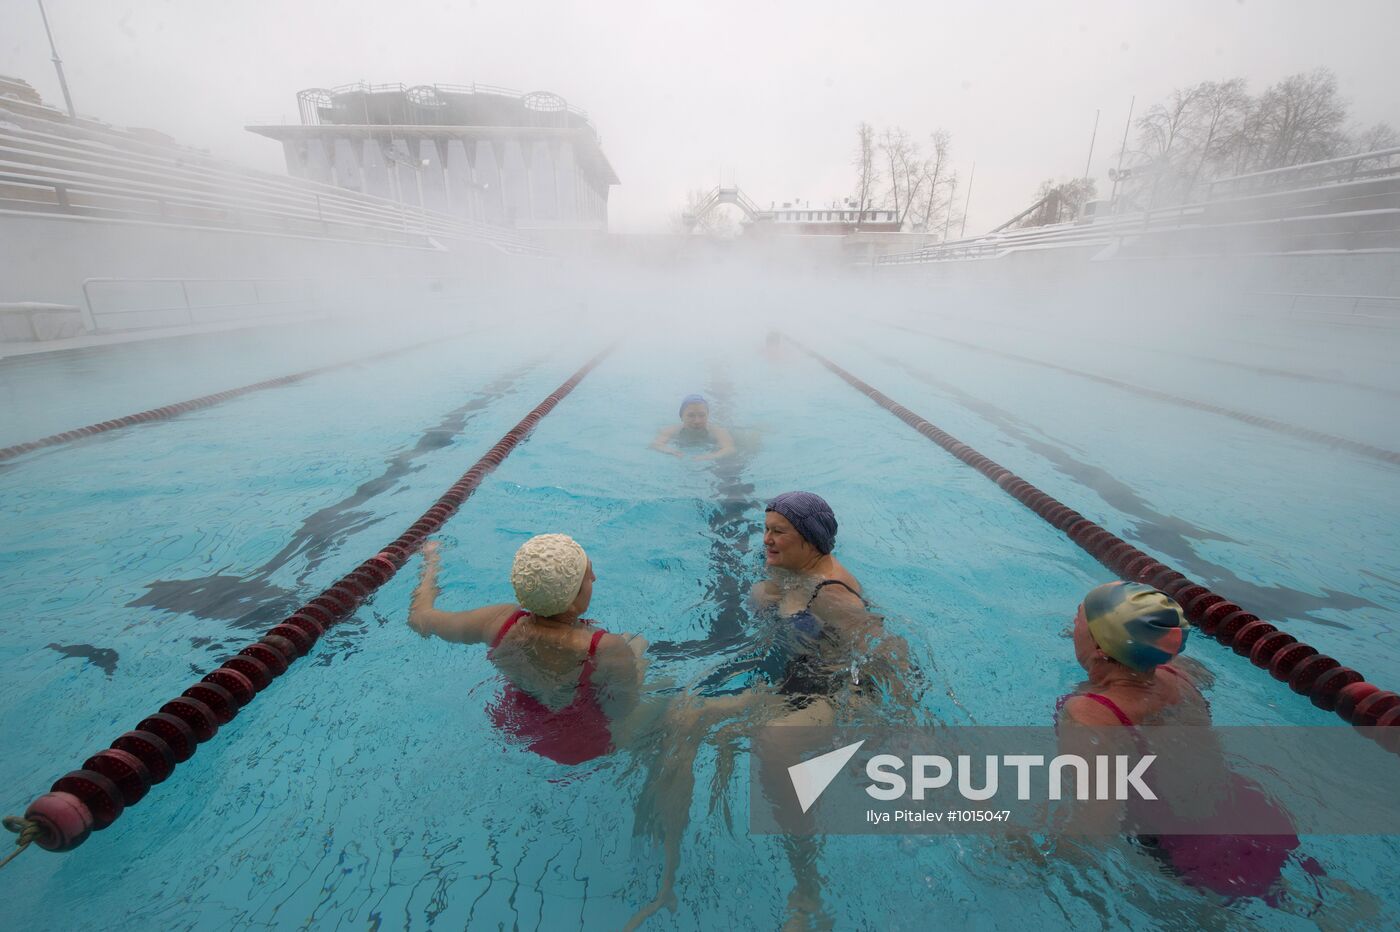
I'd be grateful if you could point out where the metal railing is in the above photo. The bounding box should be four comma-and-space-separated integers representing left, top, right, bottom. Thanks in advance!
1205, 147, 1400, 201
296, 82, 592, 127
875, 219, 1123, 265
0, 103, 545, 257
80, 277, 316, 333
876, 151, 1400, 268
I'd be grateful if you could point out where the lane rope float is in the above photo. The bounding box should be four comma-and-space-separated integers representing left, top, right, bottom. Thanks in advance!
783, 334, 1400, 742
1, 345, 614, 863
0, 337, 449, 464
888, 324, 1400, 466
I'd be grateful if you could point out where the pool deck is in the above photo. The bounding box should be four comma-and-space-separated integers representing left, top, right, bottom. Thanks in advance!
0, 312, 336, 361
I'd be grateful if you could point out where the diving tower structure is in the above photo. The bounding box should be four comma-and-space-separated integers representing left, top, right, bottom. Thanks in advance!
248, 83, 619, 235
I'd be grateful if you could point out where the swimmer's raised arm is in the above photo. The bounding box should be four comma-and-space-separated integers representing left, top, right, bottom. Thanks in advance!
407, 541, 515, 644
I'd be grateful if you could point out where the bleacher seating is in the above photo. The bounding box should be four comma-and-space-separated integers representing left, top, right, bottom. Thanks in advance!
0, 80, 543, 257
879, 148, 1400, 267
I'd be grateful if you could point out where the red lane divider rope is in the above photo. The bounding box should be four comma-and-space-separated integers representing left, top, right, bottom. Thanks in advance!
2, 345, 613, 858
0, 338, 447, 464
785, 335, 1400, 739
888, 323, 1400, 466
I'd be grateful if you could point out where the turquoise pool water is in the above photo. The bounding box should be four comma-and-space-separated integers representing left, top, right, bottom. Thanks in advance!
1, 298, 1397, 929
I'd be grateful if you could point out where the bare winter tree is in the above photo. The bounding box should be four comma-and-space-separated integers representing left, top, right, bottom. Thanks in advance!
1017, 178, 1097, 228
1136, 84, 1207, 206
1348, 122, 1400, 155
852, 122, 879, 225
1118, 68, 1377, 208
1139, 85, 1207, 164
878, 126, 925, 228
1184, 79, 1251, 200
1252, 68, 1349, 170
938, 170, 963, 240
912, 129, 952, 232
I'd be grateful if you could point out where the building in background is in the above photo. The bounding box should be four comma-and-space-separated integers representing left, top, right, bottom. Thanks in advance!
248, 83, 618, 232
752, 200, 900, 235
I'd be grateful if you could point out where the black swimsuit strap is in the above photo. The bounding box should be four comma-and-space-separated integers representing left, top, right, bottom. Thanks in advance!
805, 579, 865, 610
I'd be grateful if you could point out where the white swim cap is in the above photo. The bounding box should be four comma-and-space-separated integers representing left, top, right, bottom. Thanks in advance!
510, 534, 589, 617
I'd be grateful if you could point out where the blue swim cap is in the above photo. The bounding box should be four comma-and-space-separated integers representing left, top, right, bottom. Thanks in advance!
679, 394, 708, 417
766, 491, 838, 555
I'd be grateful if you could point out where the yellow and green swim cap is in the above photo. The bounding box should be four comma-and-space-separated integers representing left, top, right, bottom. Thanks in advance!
1083, 581, 1190, 672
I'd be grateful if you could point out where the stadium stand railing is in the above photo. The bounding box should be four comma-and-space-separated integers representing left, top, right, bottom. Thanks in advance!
877, 148, 1400, 268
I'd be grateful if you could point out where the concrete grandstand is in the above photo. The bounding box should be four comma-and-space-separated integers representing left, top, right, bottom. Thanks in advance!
0, 76, 543, 351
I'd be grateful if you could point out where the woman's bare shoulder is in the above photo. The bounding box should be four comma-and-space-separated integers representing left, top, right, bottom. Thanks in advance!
750, 578, 780, 603
1058, 694, 1128, 728
589, 632, 645, 687
827, 560, 863, 595
474, 603, 525, 643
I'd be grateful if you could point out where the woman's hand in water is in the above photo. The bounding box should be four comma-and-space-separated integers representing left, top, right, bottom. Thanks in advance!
407, 610, 430, 638
408, 540, 443, 638
419, 540, 443, 582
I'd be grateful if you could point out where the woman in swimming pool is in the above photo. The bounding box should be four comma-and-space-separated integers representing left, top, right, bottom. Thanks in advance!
408, 533, 646, 763
1059, 581, 1208, 731
745, 491, 914, 927
749, 490, 913, 719
650, 394, 736, 461
408, 533, 767, 929
1057, 581, 1308, 901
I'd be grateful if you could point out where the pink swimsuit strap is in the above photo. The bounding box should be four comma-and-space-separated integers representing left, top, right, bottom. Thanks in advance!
490, 610, 606, 688
1078, 692, 1136, 727
1055, 664, 1198, 728
578, 629, 605, 687
489, 609, 530, 650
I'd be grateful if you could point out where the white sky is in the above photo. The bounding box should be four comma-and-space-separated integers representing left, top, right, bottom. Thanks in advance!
4, 0, 1398, 233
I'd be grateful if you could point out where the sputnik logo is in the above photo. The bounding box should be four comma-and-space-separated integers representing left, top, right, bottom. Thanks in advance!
788, 740, 865, 813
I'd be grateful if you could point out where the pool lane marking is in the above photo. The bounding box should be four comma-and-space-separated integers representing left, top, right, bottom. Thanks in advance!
880, 323, 1400, 467
872, 349, 1374, 630
0, 336, 450, 464
784, 334, 1400, 735
877, 314, 1400, 402
125, 360, 545, 633
2, 344, 615, 858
